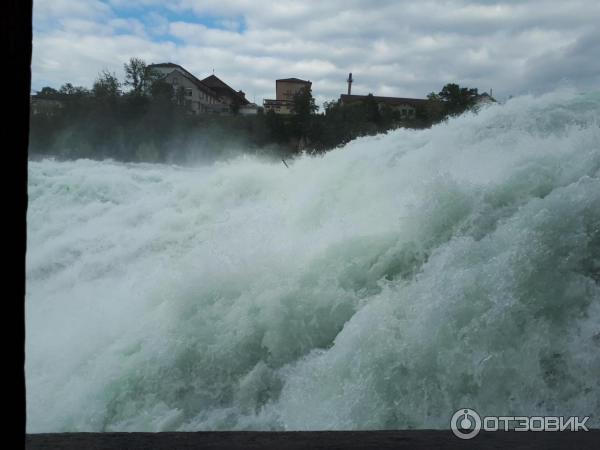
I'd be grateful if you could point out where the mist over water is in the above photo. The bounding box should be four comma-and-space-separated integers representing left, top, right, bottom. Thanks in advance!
26, 90, 600, 432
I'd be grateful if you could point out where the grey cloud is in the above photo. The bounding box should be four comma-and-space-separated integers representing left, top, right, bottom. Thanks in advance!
520, 29, 600, 93
32, 0, 600, 103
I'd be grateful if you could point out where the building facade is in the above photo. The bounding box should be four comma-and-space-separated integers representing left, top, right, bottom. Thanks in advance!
202, 74, 250, 112
263, 78, 312, 114
239, 103, 260, 115
148, 63, 251, 115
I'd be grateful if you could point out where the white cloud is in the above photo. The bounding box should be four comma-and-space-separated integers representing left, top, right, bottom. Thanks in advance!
32, 0, 600, 102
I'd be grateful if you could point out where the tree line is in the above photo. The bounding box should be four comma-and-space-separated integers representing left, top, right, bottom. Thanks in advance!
29, 57, 491, 164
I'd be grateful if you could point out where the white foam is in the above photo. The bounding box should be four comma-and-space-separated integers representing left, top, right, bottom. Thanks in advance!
26, 89, 600, 431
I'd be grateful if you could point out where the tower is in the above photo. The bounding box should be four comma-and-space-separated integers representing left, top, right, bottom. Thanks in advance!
347, 73, 353, 95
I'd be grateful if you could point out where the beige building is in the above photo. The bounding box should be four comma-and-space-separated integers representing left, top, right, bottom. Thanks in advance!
263, 78, 311, 114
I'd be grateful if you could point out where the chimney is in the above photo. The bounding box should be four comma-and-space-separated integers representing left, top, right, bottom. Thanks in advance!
347, 73, 353, 95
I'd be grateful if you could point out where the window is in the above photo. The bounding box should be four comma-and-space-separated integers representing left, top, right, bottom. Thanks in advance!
185, 88, 193, 97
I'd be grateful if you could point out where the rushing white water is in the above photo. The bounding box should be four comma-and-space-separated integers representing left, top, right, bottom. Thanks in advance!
26, 90, 600, 432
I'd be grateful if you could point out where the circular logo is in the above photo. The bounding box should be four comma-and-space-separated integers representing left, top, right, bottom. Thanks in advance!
451, 408, 481, 439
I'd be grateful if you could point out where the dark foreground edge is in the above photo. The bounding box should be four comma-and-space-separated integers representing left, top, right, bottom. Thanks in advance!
26, 430, 600, 450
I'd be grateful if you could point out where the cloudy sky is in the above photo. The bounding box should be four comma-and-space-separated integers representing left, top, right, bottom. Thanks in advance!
33, 0, 600, 107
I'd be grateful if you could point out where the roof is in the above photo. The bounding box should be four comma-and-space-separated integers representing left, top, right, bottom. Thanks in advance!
339, 94, 426, 106
148, 62, 181, 68
148, 63, 218, 97
202, 74, 249, 105
276, 78, 311, 84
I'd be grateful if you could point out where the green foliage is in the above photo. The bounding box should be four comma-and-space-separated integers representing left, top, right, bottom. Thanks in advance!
38, 87, 59, 98
363, 93, 381, 124
123, 57, 160, 96
264, 110, 288, 144
92, 70, 121, 99
59, 83, 89, 97
289, 86, 319, 148
292, 86, 318, 117
438, 83, 479, 116
150, 79, 174, 103
416, 92, 445, 124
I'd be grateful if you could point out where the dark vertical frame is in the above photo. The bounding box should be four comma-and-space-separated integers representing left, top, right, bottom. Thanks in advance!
6, 0, 32, 446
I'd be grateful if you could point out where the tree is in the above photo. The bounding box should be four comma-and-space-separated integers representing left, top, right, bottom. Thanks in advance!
418, 92, 445, 124
438, 83, 479, 116
59, 83, 89, 96
363, 93, 381, 124
124, 57, 145, 95
379, 103, 400, 127
150, 79, 174, 102
290, 86, 318, 145
322, 100, 337, 114
92, 70, 121, 99
292, 86, 318, 117
123, 57, 160, 96
265, 109, 288, 144
55, 83, 90, 118
37, 86, 59, 98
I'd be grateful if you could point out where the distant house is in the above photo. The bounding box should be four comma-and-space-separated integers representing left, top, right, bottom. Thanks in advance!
148, 63, 252, 115
263, 78, 312, 114
148, 63, 221, 114
202, 74, 250, 112
339, 94, 426, 120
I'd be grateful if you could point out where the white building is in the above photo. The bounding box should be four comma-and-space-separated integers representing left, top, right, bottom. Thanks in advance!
148, 63, 252, 115
202, 74, 250, 113
148, 63, 223, 114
